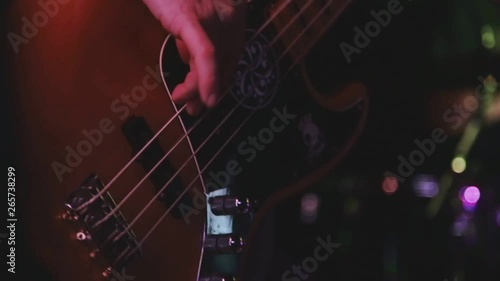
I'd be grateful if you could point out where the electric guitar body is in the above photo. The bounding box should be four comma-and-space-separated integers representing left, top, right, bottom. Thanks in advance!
7, 0, 367, 280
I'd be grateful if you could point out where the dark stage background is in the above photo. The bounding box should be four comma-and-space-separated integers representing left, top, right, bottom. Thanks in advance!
3, 0, 500, 281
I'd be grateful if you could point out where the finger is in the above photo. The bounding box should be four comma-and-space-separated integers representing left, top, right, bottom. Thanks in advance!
179, 20, 220, 108
186, 99, 204, 116
176, 39, 191, 64
171, 71, 199, 103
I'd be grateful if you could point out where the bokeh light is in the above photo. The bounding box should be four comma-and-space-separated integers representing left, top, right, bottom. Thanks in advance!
482, 24, 496, 49
413, 174, 439, 198
382, 176, 398, 195
462, 186, 481, 204
453, 214, 468, 236
459, 186, 481, 211
301, 193, 320, 224
451, 156, 466, 173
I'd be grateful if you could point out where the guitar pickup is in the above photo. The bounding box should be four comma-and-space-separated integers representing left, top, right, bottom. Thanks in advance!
121, 115, 195, 219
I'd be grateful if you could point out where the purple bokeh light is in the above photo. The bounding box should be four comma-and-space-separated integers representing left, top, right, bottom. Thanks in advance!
413, 175, 439, 198
462, 186, 481, 204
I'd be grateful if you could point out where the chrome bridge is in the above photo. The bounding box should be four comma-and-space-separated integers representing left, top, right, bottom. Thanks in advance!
62, 174, 142, 277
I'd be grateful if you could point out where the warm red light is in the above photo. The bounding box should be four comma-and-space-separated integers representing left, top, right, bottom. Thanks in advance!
382, 177, 398, 195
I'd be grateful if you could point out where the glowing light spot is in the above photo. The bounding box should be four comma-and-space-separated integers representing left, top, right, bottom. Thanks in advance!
413, 175, 439, 198
382, 177, 398, 195
451, 156, 466, 173
481, 25, 496, 49
301, 193, 320, 224
463, 186, 480, 204
459, 186, 480, 212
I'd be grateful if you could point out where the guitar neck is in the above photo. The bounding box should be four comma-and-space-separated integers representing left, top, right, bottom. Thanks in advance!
268, 0, 354, 71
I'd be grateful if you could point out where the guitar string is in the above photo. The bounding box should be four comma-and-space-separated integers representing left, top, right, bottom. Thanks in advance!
280, 0, 353, 77
121, 111, 255, 263
276, 0, 338, 63
114, 0, 340, 262
105, 0, 324, 234
74, 103, 185, 212
268, 0, 315, 46
91, 94, 236, 228
90, 0, 297, 227
103, 90, 243, 232
105, 0, 323, 235
89, 1, 301, 229
75, 0, 296, 212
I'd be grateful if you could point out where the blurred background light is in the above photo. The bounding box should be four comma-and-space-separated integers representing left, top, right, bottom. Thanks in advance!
482, 24, 496, 49
301, 193, 320, 224
413, 174, 439, 198
453, 213, 469, 237
451, 156, 467, 174
462, 186, 481, 204
382, 176, 398, 195
459, 186, 481, 211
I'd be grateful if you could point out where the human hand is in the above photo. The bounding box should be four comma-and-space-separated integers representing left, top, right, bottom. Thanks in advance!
143, 0, 248, 115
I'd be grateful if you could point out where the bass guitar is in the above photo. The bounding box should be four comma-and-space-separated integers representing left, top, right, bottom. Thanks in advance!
7, 0, 368, 280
